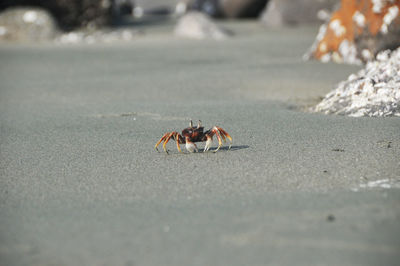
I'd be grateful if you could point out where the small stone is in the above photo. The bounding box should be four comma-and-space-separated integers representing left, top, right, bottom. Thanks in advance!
326, 214, 335, 222
332, 148, 345, 152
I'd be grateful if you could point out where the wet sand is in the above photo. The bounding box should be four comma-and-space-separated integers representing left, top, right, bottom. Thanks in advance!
0, 22, 399, 265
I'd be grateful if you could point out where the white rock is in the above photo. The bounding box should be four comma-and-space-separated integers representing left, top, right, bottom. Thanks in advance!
329, 19, 346, 37
0, 7, 58, 42
23, 11, 38, 23
353, 11, 365, 27
174, 11, 230, 40
314, 47, 400, 117
372, 0, 384, 13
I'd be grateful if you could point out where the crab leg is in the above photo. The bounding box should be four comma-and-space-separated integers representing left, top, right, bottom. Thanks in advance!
216, 127, 233, 149
162, 132, 177, 154
213, 128, 223, 153
219, 131, 227, 142
154, 132, 170, 152
175, 133, 182, 153
204, 135, 213, 152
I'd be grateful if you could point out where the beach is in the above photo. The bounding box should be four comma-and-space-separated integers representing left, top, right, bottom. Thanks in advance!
0, 22, 399, 265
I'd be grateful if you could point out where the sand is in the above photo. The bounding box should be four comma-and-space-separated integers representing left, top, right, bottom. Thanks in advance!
0, 22, 399, 265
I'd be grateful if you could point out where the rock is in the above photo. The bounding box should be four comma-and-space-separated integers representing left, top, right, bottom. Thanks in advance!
305, 0, 400, 64
55, 28, 141, 44
0, 7, 58, 42
186, 0, 269, 18
261, 0, 338, 26
0, 0, 117, 30
174, 11, 230, 40
313, 48, 400, 117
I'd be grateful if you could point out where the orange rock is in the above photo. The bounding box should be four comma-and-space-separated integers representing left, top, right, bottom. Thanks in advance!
306, 0, 400, 64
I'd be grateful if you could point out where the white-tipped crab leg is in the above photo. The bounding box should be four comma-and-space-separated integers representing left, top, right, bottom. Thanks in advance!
204, 135, 213, 152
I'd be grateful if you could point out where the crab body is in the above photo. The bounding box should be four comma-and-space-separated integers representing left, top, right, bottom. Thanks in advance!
155, 120, 232, 154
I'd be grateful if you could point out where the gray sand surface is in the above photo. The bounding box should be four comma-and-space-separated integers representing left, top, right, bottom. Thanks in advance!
0, 22, 399, 265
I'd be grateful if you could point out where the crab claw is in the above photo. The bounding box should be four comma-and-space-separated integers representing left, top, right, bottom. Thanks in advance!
184, 136, 198, 153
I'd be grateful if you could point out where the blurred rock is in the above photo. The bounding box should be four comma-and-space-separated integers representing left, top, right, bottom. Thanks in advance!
174, 11, 230, 40
56, 28, 141, 44
261, 0, 338, 26
0, 0, 120, 30
187, 0, 269, 18
0, 7, 58, 42
314, 48, 400, 117
305, 0, 400, 64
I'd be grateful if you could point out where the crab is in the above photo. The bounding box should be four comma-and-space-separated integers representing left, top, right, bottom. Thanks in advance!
154, 120, 232, 154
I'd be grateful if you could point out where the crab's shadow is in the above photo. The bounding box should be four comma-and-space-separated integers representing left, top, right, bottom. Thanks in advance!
200, 145, 249, 153
161, 145, 249, 155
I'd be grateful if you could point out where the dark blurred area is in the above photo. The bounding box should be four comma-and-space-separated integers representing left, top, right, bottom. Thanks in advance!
0, 0, 338, 31
0, 0, 341, 47
189, 0, 269, 18
0, 0, 271, 31
1, 0, 399, 67
0, 0, 135, 30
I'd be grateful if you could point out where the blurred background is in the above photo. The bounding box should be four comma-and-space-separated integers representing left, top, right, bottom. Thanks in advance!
0, 0, 337, 41
1, 0, 398, 65
1, 1, 400, 266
